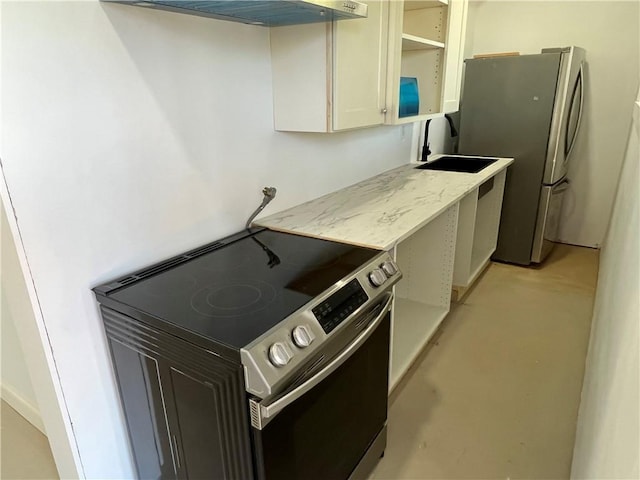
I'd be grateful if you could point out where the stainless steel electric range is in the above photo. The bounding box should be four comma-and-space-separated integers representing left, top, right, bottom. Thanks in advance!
93, 227, 401, 480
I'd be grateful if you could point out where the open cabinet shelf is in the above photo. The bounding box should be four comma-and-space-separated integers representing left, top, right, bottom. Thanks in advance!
404, 0, 448, 11
386, 0, 467, 124
401, 33, 445, 51
453, 170, 507, 291
390, 298, 448, 388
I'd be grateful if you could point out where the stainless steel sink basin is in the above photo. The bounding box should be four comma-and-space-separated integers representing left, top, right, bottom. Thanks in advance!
415, 156, 497, 173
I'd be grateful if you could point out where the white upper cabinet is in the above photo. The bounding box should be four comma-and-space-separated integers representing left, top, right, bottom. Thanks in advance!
385, 0, 468, 124
270, 0, 467, 132
270, 1, 389, 132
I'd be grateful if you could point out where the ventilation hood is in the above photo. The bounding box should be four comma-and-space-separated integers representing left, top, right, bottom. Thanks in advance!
118, 0, 369, 27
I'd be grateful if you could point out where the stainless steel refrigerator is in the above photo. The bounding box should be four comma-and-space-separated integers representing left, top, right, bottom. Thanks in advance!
458, 46, 585, 265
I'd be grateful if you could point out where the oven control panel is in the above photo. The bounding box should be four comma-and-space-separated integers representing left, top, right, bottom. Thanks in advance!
312, 279, 368, 334
241, 253, 401, 399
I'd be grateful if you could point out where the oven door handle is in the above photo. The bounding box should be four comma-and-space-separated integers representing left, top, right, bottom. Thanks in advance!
249, 293, 393, 430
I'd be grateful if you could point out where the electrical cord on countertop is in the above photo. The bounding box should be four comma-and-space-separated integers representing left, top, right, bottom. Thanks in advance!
246, 187, 277, 229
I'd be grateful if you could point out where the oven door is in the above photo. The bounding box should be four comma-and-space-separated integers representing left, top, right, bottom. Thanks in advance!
250, 294, 392, 480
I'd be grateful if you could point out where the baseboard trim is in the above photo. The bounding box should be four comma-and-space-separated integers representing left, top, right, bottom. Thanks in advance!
1, 383, 46, 435
556, 241, 600, 250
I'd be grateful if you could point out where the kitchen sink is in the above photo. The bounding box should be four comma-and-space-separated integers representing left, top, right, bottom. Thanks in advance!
415, 156, 497, 173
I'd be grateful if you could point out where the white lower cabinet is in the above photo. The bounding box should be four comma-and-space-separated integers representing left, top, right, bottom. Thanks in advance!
388, 169, 507, 389
453, 169, 507, 291
389, 203, 458, 390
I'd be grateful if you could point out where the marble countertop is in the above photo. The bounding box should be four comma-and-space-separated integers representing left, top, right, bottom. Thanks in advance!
255, 155, 514, 250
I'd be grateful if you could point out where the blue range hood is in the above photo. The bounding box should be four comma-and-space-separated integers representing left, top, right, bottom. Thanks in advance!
114, 0, 369, 26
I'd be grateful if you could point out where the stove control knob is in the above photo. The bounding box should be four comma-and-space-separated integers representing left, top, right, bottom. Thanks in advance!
368, 268, 387, 288
381, 260, 398, 277
292, 325, 315, 348
268, 342, 293, 368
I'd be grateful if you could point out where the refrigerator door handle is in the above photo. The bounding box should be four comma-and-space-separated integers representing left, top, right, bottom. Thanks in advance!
531, 182, 568, 263
565, 62, 584, 159
542, 52, 572, 186
552, 179, 570, 194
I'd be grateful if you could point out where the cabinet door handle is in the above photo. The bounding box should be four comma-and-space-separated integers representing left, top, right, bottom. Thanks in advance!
381, 108, 388, 114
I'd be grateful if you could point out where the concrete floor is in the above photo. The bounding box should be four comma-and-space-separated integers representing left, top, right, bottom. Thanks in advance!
372, 244, 599, 479
0, 401, 58, 479
0, 244, 598, 480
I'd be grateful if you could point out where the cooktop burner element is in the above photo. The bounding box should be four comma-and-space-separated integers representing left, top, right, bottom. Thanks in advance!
95, 228, 381, 350
190, 280, 277, 318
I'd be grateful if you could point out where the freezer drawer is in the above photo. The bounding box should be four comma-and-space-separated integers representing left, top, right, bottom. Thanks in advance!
531, 180, 569, 263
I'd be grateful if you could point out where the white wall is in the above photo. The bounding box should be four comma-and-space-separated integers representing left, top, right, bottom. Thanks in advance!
0, 1, 413, 478
570, 94, 639, 478
1, 201, 44, 433
463, 0, 639, 248
0, 190, 82, 479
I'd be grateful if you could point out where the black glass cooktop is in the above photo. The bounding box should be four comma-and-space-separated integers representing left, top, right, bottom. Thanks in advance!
98, 229, 379, 350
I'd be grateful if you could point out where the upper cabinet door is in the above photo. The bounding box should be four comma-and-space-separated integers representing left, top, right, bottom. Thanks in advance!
271, 1, 389, 133
271, 23, 333, 132
332, 1, 389, 130
441, 0, 468, 113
